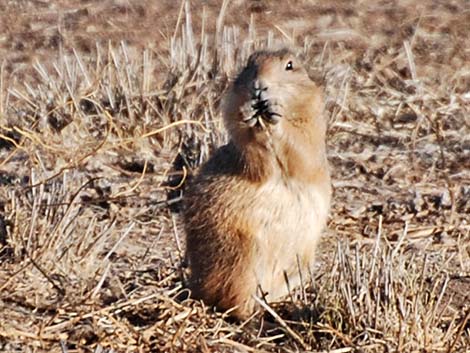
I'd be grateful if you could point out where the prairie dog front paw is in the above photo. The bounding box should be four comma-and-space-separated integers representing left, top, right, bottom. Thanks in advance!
240, 81, 282, 128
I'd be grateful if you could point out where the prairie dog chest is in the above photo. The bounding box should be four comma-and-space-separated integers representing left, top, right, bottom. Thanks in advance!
250, 177, 330, 244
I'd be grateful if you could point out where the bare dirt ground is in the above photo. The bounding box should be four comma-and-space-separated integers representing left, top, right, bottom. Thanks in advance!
0, 0, 469, 352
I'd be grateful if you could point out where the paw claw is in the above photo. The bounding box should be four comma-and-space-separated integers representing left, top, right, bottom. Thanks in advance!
240, 83, 282, 128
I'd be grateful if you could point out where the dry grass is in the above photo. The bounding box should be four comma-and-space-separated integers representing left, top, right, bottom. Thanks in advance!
0, 1, 469, 352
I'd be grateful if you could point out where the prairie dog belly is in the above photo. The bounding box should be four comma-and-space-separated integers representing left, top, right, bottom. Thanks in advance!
249, 177, 331, 300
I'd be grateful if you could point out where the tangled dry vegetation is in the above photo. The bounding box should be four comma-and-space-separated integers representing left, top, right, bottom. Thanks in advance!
0, 1, 469, 352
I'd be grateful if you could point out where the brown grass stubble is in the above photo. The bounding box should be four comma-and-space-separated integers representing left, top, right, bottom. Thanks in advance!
0, 1, 469, 352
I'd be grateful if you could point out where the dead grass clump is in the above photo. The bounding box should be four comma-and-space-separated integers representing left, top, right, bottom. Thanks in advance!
305, 230, 469, 352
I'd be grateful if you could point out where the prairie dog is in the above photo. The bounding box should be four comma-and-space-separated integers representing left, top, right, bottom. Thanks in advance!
183, 49, 331, 319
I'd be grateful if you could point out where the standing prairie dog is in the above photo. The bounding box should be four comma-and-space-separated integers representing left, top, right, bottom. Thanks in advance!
183, 49, 331, 319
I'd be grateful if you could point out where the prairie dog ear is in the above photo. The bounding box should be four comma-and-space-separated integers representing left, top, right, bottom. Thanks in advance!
306, 66, 324, 86
297, 52, 324, 86
295, 51, 307, 63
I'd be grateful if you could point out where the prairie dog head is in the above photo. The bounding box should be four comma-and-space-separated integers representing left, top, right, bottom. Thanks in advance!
223, 49, 323, 141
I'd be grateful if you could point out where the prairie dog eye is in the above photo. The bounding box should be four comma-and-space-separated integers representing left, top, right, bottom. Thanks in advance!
285, 60, 294, 71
